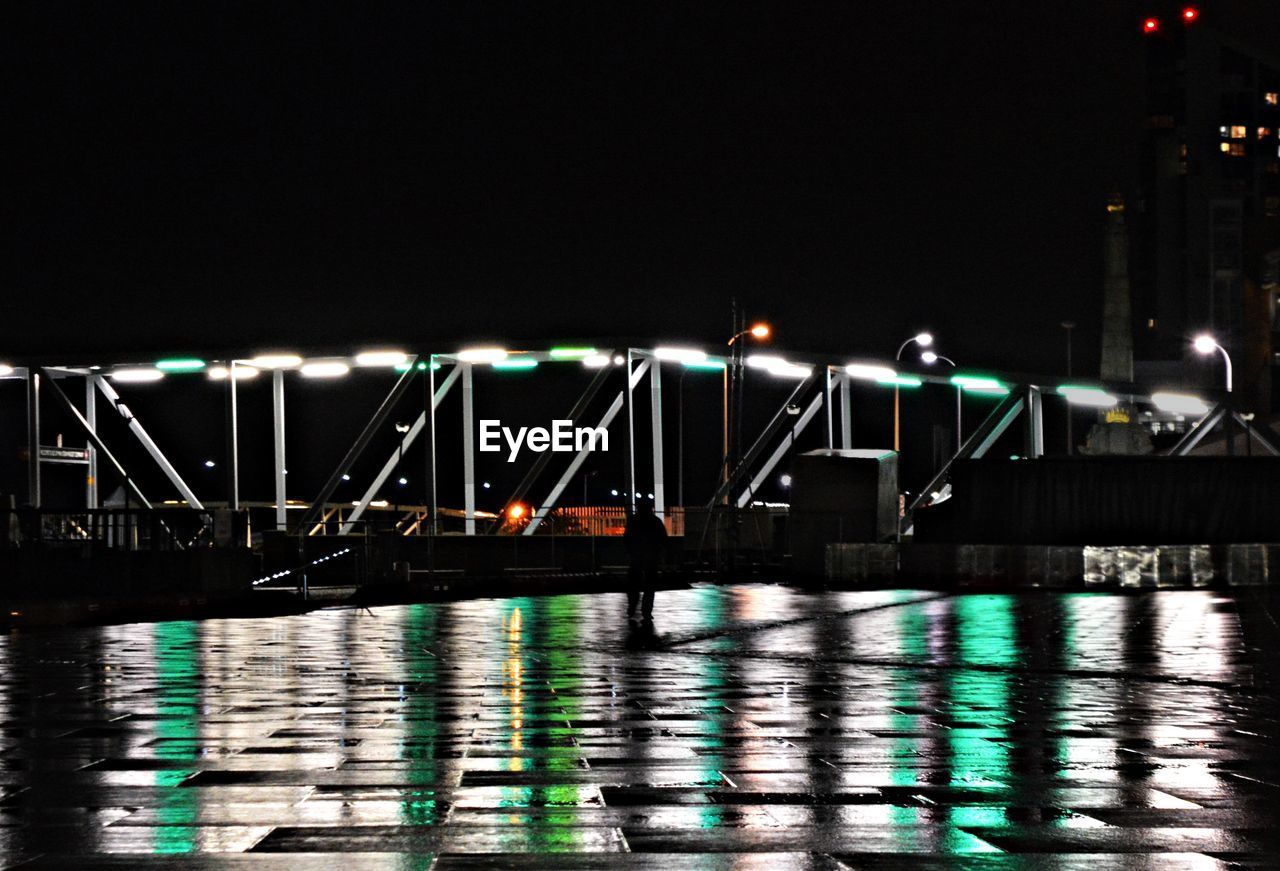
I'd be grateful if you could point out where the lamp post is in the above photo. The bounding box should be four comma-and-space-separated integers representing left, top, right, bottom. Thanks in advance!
922, 350, 961, 454
894, 332, 933, 452
1194, 333, 1234, 454
1193, 334, 1232, 392
721, 321, 770, 503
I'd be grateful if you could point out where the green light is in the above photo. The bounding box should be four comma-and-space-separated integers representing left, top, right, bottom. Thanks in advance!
396, 360, 441, 371
683, 360, 727, 371
155, 358, 205, 372
876, 375, 923, 388
492, 358, 538, 370
549, 347, 597, 358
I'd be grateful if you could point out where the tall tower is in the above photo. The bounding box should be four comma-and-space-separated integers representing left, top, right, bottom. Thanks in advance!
1101, 194, 1135, 383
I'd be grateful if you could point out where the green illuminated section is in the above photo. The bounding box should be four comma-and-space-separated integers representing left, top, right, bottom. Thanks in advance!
492, 358, 538, 370
951, 374, 1009, 395
876, 375, 923, 388
395, 360, 441, 371
683, 360, 727, 371
155, 358, 205, 372
549, 347, 598, 358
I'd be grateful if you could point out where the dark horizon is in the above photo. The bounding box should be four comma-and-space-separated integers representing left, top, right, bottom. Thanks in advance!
8, 2, 1280, 375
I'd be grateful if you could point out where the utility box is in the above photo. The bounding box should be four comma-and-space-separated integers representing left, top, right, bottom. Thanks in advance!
789, 449, 898, 578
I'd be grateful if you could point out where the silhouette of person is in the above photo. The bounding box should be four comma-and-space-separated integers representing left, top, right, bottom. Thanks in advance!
623, 502, 667, 620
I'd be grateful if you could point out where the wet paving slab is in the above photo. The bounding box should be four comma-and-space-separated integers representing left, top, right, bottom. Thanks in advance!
0, 584, 1277, 867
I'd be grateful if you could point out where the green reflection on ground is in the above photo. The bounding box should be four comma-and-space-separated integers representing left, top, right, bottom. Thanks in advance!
152, 620, 200, 853
949, 596, 1015, 791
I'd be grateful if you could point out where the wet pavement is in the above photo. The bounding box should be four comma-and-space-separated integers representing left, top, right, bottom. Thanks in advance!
0, 585, 1278, 868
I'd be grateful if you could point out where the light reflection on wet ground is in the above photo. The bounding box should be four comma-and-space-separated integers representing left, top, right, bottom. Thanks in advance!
0, 585, 1277, 867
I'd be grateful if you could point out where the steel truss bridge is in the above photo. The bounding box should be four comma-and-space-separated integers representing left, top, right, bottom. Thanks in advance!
6, 344, 1276, 539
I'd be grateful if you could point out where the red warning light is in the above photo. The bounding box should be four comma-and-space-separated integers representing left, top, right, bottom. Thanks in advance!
1181, 6, 1199, 23
1143, 17, 1160, 34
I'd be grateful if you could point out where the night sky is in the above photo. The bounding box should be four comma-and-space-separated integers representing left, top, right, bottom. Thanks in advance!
6, 2, 1280, 507
9, 1, 1278, 371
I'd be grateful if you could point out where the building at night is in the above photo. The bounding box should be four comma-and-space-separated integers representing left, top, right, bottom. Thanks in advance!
1132, 5, 1280, 410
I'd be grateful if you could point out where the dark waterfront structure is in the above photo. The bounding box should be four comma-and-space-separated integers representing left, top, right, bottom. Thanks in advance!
1, 584, 1279, 865
1134, 7, 1280, 410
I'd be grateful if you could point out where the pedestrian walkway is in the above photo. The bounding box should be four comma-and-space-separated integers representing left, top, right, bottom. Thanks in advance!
0, 585, 1277, 866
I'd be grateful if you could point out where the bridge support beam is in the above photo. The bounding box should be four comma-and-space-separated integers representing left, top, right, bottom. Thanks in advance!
650, 356, 665, 518
39, 369, 150, 508
94, 376, 204, 510
272, 369, 286, 530
462, 362, 475, 534
26, 369, 39, 508
85, 377, 97, 509
337, 364, 460, 535
525, 358, 650, 535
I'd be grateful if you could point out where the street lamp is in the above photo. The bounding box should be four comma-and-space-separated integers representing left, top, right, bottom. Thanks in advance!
922, 351, 961, 453
894, 332, 932, 452
721, 321, 772, 501
1193, 334, 1232, 392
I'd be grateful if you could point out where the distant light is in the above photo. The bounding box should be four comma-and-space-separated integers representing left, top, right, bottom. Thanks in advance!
457, 347, 508, 363
914, 332, 933, 348
550, 347, 598, 358
768, 363, 813, 379
647, 493, 654, 500
341, 474, 351, 481
683, 360, 727, 371
370, 500, 389, 507
746, 354, 787, 370
396, 360, 440, 371
111, 368, 165, 383
610, 489, 619, 496
208, 365, 259, 381
780, 474, 792, 487
508, 503, 527, 520
583, 354, 611, 369
155, 358, 205, 372
250, 353, 303, 369
483, 481, 491, 489
492, 358, 538, 370
921, 351, 938, 364
1143, 16, 1160, 33
300, 361, 350, 378
1192, 334, 1219, 355
0, 364, 13, 377
398, 477, 408, 486
1152, 391, 1209, 415
355, 350, 409, 367
203, 460, 216, 468
1181, 6, 1199, 23
1059, 385, 1117, 407
879, 375, 923, 388
654, 347, 707, 364
845, 364, 897, 381
749, 324, 771, 339
613, 355, 626, 366
747, 355, 811, 379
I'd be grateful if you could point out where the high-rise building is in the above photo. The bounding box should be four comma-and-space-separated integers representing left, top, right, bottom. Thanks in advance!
1132, 4, 1280, 410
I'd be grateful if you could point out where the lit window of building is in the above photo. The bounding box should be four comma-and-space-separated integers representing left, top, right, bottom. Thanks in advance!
1260, 127, 1273, 140
1221, 142, 1246, 156
1230, 125, 1248, 139
1266, 92, 1279, 106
